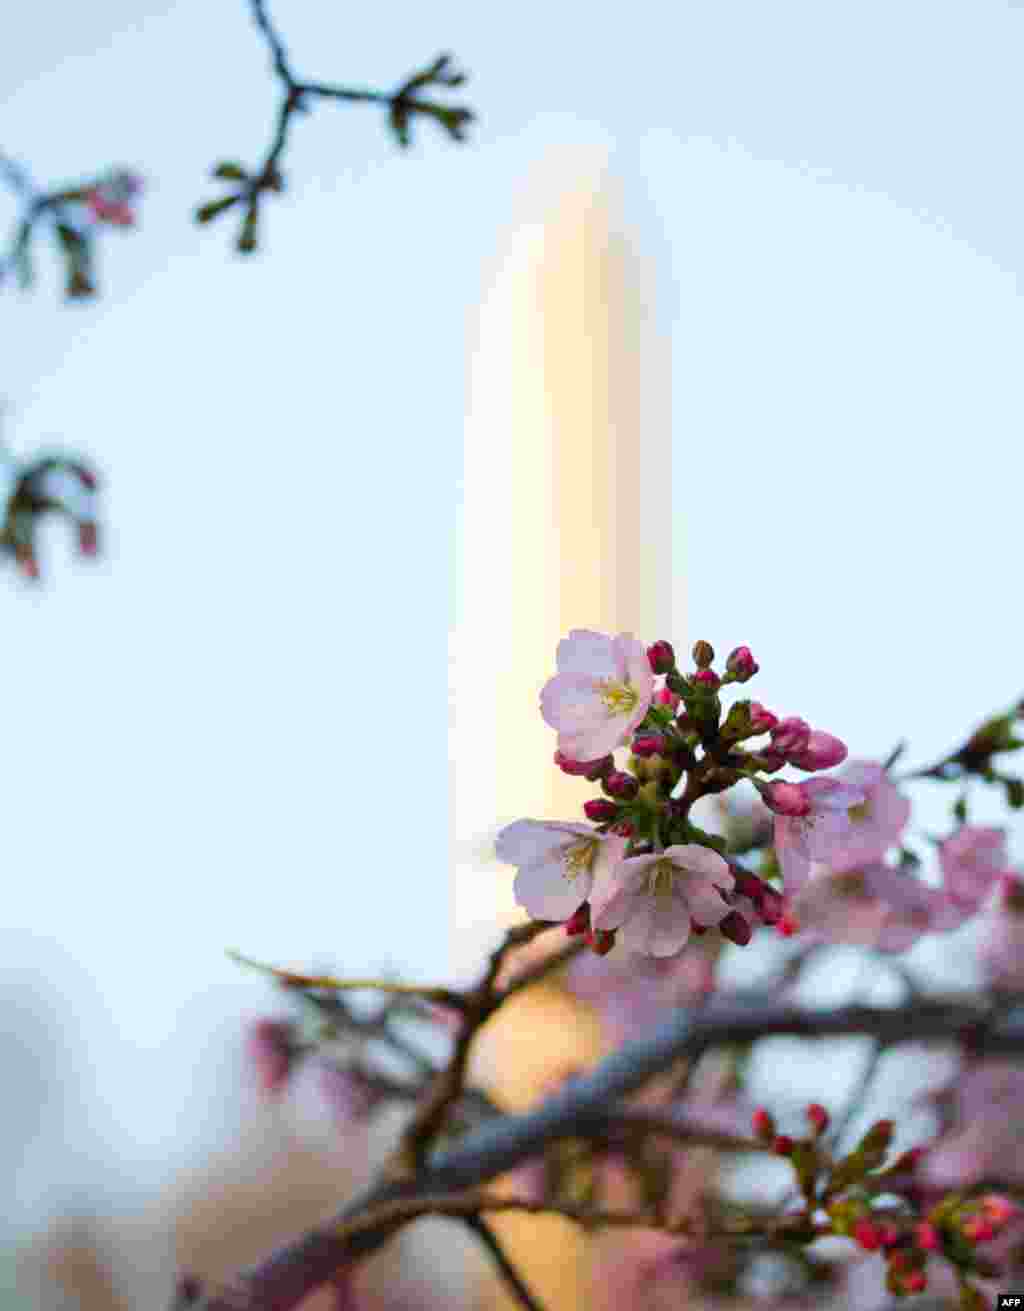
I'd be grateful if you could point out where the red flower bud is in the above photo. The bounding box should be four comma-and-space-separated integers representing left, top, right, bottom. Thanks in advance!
761, 781, 811, 817
78, 520, 99, 556
632, 734, 666, 758
719, 909, 752, 946
752, 1108, 775, 1140
853, 1219, 881, 1251
691, 640, 715, 669
914, 1222, 942, 1252
555, 750, 613, 780
603, 770, 640, 800
647, 640, 675, 674
777, 911, 800, 937
612, 821, 635, 837
691, 668, 720, 692
565, 904, 590, 936
654, 686, 681, 711
689, 917, 709, 936
726, 646, 759, 682
583, 798, 618, 822
772, 1135, 794, 1157
876, 1224, 901, 1248
962, 1216, 996, 1244
902, 1271, 927, 1294
748, 702, 778, 733
806, 1103, 830, 1134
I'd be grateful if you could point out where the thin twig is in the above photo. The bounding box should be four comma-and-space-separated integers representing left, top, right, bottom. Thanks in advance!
463, 1214, 551, 1311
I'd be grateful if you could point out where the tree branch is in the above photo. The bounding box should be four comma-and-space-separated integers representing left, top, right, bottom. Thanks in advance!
462, 1214, 551, 1311
194, 994, 1024, 1311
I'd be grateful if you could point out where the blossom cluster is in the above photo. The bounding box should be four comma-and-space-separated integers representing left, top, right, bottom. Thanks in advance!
494, 631, 1021, 976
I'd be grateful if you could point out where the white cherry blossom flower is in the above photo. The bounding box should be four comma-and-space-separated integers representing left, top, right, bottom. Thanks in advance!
495, 819, 627, 922
590, 843, 735, 958
539, 629, 654, 763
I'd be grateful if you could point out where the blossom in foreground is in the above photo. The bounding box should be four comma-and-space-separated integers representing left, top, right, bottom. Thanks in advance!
938, 825, 1010, 917
590, 844, 734, 957
540, 629, 654, 762
495, 819, 627, 922
771, 778, 867, 897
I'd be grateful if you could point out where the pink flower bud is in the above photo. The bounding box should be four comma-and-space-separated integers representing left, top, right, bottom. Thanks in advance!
647, 640, 675, 674
757, 885, 785, 926
612, 821, 635, 837
565, 904, 591, 936
963, 1215, 997, 1243
761, 781, 811, 817
554, 750, 613, 780
175, 1273, 203, 1306
877, 1224, 901, 1248
632, 734, 666, 758
902, 1271, 928, 1294
979, 1194, 1018, 1227
770, 717, 812, 757
777, 910, 800, 937
806, 1103, 830, 1134
748, 702, 779, 733
756, 746, 787, 772
773, 1134, 794, 1156
654, 686, 681, 712
719, 909, 752, 946
245, 1018, 297, 1098
689, 917, 709, 936
788, 731, 848, 772
891, 1147, 924, 1172
726, 646, 759, 682
78, 520, 99, 556
603, 770, 640, 800
583, 798, 617, 822
752, 1108, 775, 1140
691, 668, 720, 692
853, 1219, 881, 1251
914, 1222, 942, 1252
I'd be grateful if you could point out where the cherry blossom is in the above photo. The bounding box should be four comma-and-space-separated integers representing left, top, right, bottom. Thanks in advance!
938, 825, 1011, 917
825, 761, 911, 874
495, 819, 627, 922
772, 778, 867, 897
979, 873, 1024, 990
590, 844, 734, 958
567, 937, 718, 1041
921, 1060, 1024, 1189
790, 863, 943, 953
540, 629, 654, 762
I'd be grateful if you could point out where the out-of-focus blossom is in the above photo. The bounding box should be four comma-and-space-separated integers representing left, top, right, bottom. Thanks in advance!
921, 1060, 1024, 1189
318, 1061, 386, 1125
591, 845, 734, 957
772, 778, 866, 897
540, 629, 654, 761
245, 1017, 298, 1099
567, 937, 717, 1043
826, 762, 911, 874
939, 826, 1011, 919
979, 873, 1024, 990
495, 819, 627, 923
791, 864, 943, 953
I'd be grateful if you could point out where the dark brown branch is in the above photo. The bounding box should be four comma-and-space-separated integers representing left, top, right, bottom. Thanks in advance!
463, 1214, 551, 1311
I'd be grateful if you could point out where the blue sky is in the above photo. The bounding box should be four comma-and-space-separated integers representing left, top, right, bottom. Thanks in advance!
1, 0, 1022, 1232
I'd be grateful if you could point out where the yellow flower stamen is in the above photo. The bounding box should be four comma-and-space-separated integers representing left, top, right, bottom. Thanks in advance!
848, 801, 872, 824
646, 858, 676, 899
564, 839, 598, 882
597, 678, 639, 718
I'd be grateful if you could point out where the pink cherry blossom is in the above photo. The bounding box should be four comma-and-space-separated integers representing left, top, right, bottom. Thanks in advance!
791, 863, 942, 954
772, 777, 867, 897
495, 819, 627, 922
979, 873, 1024, 990
921, 1061, 1024, 1189
590, 843, 734, 958
318, 1061, 384, 1124
540, 629, 654, 762
824, 761, 911, 874
770, 716, 811, 756
939, 825, 1010, 916
245, 1017, 297, 1098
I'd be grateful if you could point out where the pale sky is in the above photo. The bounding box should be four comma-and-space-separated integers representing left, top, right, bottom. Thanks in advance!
1, 0, 1023, 1238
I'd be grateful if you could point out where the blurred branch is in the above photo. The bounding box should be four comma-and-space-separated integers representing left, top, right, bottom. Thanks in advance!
195, 0, 475, 254
194, 993, 1024, 1311
462, 1215, 551, 1311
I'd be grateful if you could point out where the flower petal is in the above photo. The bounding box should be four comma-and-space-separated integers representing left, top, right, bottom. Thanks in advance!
514, 859, 590, 921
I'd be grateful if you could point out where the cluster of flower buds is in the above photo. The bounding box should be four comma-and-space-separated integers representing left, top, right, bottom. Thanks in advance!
1, 452, 101, 581
495, 628, 863, 960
